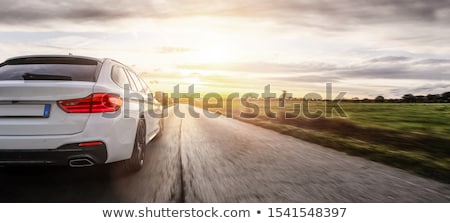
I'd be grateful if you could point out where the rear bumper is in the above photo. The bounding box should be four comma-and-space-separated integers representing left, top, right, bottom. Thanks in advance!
0, 113, 139, 163
0, 143, 107, 166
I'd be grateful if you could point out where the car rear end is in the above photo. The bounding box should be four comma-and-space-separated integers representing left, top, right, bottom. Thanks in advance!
0, 55, 133, 167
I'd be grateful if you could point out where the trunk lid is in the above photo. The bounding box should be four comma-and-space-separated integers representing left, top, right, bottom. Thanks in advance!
0, 81, 95, 136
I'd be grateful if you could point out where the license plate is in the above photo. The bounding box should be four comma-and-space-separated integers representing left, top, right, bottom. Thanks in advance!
0, 104, 51, 118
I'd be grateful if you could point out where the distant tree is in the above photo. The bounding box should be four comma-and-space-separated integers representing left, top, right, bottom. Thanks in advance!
402, 94, 416, 103
416, 95, 426, 103
374, 95, 385, 103
387, 98, 401, 103
426, 94, 440, 103
351, 97, 360, 103
442, 92, 450, 102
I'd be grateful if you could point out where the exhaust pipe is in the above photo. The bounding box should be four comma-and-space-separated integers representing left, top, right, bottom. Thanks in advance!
69, 158, 95, 167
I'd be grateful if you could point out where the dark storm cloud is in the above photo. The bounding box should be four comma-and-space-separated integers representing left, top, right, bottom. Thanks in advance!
1, 0, 449, 28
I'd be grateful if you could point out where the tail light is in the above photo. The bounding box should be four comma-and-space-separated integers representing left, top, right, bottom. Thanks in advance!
78, 141, 104, 147
58, 93, 123, 113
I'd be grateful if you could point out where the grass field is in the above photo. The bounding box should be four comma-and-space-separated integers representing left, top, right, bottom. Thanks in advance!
195, 99, 450, 183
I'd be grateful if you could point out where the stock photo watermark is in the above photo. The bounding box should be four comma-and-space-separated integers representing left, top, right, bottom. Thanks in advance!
103, 83, 347, 119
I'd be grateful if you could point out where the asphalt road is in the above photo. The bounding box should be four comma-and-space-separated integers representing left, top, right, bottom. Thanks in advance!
1, 105, 449, 202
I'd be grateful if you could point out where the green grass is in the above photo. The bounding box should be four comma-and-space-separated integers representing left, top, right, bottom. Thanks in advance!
197, 100, 450, 183
341, 103, 450, 137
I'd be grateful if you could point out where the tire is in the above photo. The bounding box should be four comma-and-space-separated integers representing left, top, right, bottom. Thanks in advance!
122, 119, 146, 172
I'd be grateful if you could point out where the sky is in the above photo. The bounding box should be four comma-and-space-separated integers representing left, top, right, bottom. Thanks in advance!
0, 0, 449, 98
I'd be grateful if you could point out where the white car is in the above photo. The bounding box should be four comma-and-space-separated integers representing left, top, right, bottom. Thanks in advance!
0, 55, 163, 171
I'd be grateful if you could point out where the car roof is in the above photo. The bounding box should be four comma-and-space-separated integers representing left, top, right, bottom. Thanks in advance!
3, 55, 105, 64
1, 55, 137, 73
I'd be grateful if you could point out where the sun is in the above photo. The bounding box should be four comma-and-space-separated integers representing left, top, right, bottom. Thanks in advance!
186, 35, 234, 64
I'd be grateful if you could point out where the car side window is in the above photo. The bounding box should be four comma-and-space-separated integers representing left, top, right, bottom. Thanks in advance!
137, 76, 151, 96
127, 70, 145, 94
124, 69, 139, 92
111, 66, 130, 88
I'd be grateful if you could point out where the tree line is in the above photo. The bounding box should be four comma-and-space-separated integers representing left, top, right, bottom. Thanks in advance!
365, 92, 450, 103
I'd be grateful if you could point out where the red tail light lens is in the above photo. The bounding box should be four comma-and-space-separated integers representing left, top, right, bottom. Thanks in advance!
58, 93, 123, 113
78, 141, 104, 147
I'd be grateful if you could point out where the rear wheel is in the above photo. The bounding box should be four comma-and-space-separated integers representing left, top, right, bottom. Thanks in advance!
122, 119, 146, 172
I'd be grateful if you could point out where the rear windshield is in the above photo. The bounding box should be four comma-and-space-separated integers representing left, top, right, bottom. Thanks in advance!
0, 57, 99, 81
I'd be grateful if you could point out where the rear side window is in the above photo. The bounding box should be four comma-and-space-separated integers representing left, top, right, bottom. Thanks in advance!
0, 57, 99, 81
127, 70, 145, 94
111, 66, 130, 88
137, 75, 151, 95
124, 70, 138, 92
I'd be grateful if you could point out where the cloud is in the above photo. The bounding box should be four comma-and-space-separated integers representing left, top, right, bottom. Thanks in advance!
265, 75, 342, 83
1, 0, 449, 52
368, 56, 411, 63
344, 69, 447, 80
390, 83, 450, 96
414, 59, 450, 65
177, 56, 450, 81
0, 1, 133, 23
139, 55, 450, 97
157, 47, 192, 54
178, 62, 338, 73
341, 55, 450, 80
1, 0, 449, 27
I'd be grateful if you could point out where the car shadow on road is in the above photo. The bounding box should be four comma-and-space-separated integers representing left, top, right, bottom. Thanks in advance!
0, 165, 124, 202
0, 132, 181, 203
